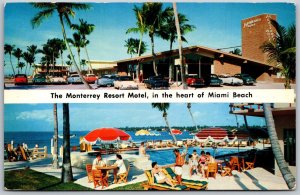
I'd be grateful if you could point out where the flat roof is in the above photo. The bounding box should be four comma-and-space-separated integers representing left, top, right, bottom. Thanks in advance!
116, 45, 273, 68
230, 107, 295, 117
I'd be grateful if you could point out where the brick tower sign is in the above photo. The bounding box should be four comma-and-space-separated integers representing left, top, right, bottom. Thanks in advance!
242, 14, 277, 64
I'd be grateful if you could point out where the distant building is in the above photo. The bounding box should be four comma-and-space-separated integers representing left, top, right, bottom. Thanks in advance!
33, 64, 69, 76
229, 103, 296, 177
87, 60, 118, 76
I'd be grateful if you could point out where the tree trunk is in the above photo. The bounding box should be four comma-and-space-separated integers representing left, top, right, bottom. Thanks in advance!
77, 49, 81, 72
59, 14, 91, 89
187, 105, 198, 132
164, 113, 177, 142
263, 103, 295, 189
84, 46, 93, 74
25, 62, 28, 75
52, 103, 59, 169
151, 35, 158, 76
168, 41, 174, 82
61, 50, 64, 67
173, 3, 187, 89
135, 33, 143, 83
9, 54, 16, 76
285, 78, 291, 89
17, 59, 20, 74
61, 103, 73, 183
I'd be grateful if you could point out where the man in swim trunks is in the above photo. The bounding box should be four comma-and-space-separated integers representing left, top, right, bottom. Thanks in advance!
173, 149, 184, 185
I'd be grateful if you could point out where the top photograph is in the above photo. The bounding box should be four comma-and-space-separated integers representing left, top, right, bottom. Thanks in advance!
3, 2, 296, 90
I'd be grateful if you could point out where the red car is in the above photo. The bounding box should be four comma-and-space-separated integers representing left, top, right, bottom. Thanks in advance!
84, 74, 98, 84
186, 74, 205, 88
14, 74, 28, 85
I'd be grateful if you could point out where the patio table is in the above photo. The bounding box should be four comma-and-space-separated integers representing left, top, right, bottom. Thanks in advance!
230, 156, 245, 171
96, 165, 118, 185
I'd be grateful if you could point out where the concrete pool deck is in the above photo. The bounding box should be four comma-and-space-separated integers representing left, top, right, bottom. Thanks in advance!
4, 155, 290, 190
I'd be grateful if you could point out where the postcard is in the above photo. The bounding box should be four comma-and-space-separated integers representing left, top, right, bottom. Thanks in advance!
3, 1, 296, 191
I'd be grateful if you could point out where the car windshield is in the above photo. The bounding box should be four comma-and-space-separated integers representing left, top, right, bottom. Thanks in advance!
187, 75, 198, 78
15, 74, 26, 78
119, 76, 133, 81
87, 74, 95, 77
71, 75, 79, 77
242, 74, 251, 77
34, 74, 44, 78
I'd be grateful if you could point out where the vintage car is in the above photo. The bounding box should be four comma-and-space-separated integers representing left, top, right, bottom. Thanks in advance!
234, 73, 256, 85
114, 76, 138, 90
186, 74, 205, 88
48, 76, 67, 84
14, 74, 28, 85
95, 74, 117, 87
209, 74, 223, 86
218, 74, 243, 86
32, 74, 46, 84
67, 74, 83, 84
84, 74, 98, 84
144, 76, 169, 89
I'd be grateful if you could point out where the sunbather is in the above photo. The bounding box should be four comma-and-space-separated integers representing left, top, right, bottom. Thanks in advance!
151, 162, 175, 188
198, 151, 206, 177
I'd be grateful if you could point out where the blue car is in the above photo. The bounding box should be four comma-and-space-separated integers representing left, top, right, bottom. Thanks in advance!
67, 74, 83, 84
95, 75, 116, 87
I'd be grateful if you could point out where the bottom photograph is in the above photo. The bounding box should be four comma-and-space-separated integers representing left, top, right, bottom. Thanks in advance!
4, 103, 296, 191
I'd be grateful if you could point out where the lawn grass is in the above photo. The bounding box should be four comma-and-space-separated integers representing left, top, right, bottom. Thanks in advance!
110, 182, 144, 191
4, 169, 92, 191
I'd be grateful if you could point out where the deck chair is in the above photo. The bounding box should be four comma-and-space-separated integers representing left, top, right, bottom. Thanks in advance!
19, 146, 27, 161
163, 167, 208, 190
245, 155, 256, 170
117, 163, 130, 184
86, 164, 93, 183
142, 170, 189, 190
92, 169, 108, 188
205, 163, 218, 179
230, 157, 241, 172
221, 161, 233, 177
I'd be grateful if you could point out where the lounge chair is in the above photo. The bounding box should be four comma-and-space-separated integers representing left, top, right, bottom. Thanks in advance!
221, 162, 232, 177
86, 164, 93, 183
240, 141, 247, 147
142, 170, 189, 190
162, 167, 208, 190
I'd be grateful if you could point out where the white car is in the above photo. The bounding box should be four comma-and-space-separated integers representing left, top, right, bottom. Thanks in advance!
218, 74, 243, 86
114, 76, 138, 90
48, 76, 67, 84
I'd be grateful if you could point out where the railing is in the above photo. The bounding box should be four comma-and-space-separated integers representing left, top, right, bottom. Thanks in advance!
29, 146, 47, 158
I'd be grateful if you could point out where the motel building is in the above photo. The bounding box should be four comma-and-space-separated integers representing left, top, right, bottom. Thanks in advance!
115, 14, 286, 83
33, 64, 70, 77
229, 103, 296, 177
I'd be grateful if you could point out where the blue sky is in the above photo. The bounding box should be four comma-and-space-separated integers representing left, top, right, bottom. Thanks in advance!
4, 103, 266, 132
4, 2, 295, 75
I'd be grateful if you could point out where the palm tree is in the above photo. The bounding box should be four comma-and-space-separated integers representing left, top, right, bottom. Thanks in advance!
71, 19, 95, 74
31, 3, 92, 89
61, 103, 73, 182
27, 45, 38, 75
126, 5, 148, 81
4, 44, 16, 76
124, 38, 147, 58
229, 48, 242, 56
38, 45, 52, 73
67, 33, 85, 71
52, 103, 59, 169
187, 103, 198, 132
172, 3, 187, 89
22, 52, 34, 74
263, 103, 295, 189
80, 59, 87, 71
260, 20, 295, 89
151, 103, 177, 142
143, 3, 172, 76
56, 39, 67, 67
12, 48, 23, 74
161, 11, 195, 82
66, 54, 73, 71
17, 62, 26, 74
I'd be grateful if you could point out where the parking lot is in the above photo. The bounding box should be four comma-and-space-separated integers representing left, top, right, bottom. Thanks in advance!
4, 81, 294, 90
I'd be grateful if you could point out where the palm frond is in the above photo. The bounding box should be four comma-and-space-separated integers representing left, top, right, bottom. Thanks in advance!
31, 8, 55, 28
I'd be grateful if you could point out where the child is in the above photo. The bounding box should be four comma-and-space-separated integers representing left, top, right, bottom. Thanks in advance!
188, 154, 198, 177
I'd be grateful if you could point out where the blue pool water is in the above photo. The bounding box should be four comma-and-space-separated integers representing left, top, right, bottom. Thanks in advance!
148, 147, 248, 165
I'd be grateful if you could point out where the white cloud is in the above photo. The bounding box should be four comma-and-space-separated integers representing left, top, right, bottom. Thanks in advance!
16, 109, 53, 123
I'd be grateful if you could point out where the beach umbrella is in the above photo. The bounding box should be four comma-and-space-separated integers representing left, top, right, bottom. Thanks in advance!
81, 127, 131, 145
135, 129, 150, 136
171, 129, 182, 135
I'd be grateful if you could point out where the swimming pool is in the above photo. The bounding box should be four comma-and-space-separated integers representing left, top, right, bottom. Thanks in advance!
147, 147, 249, 165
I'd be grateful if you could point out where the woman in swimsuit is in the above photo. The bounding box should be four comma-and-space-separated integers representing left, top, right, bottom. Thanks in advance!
151, 162, 175, 188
